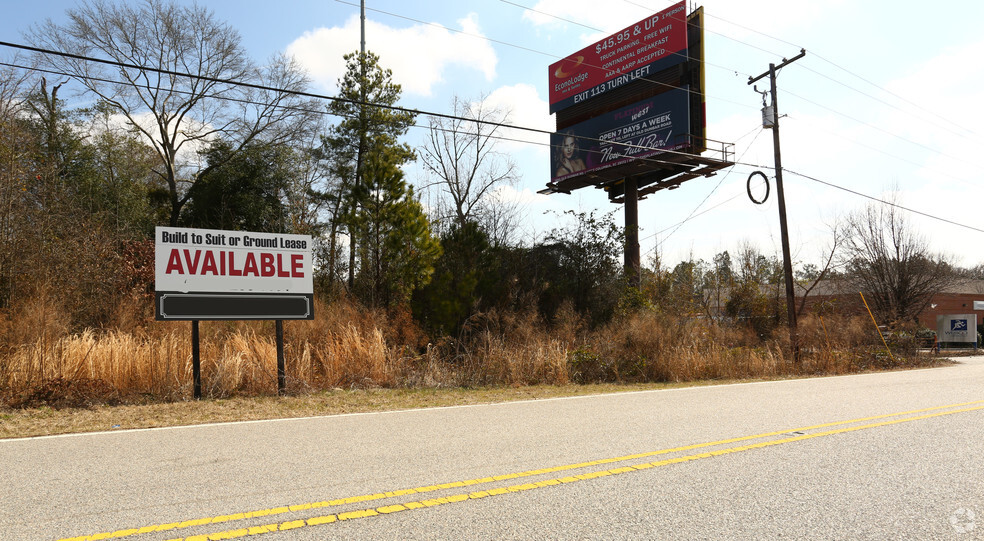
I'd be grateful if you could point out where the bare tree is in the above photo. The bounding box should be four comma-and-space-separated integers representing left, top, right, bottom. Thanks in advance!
28, 0, 319, 225
841, 200, 955, 323
795, 220, 844, 317
0, 60, 33, 308
420, 95, 519, 237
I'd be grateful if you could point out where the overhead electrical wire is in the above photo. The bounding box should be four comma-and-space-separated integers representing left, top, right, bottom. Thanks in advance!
333, 0, 756, 110
639, 128, 765, 259
693, 6, 979, 139
2, 31, 982, 241
648, 126, 764, 243
332, 0, 553, 62
339, 0, 981, 191
620, 0, 980, 140
355, 0, 984, 240
614, 1, 983, 157
776, 110, 977, 188
494, 0, 977, 184
779, 86, 974, 167
782, 167, 984, 235
0, 41, 731, 184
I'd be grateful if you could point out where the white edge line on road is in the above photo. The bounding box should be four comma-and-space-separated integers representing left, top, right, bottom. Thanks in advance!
3, 357, 979, 444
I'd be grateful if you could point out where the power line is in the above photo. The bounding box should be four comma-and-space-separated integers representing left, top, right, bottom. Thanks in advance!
807, 51, 978, 139
334, 3, 984, 244
506, 0, 977, 176
779, 86, 975, 167
337, 0, 982, 176
5, 37, 981, 241
648, 126, 764, 245
643, 159, 984, 264
680, 4, 979, 139
792, 58, 978, 142
775, 110, 976, 188
333, 0, 552, 62
616, 1, 983, 153
0, 41, 733, 185
781, 167, 984, 235
641, 128, 765, 259
339, 0, 736, 109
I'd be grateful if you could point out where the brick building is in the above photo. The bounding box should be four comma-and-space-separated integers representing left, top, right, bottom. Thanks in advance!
795, 279, 984, 331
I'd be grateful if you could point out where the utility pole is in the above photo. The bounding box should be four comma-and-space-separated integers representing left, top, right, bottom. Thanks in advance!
748, 48, 805, 361
348, 0, 367, 289
360, 0, 366, 56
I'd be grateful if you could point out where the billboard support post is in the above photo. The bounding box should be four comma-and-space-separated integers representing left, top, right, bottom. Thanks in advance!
624, 176, 640, 289
748, 49, 806, 362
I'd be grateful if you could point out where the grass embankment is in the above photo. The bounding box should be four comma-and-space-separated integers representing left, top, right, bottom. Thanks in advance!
0, 298, 954, 439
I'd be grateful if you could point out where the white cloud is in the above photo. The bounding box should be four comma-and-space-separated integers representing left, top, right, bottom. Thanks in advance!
286, 13, 497, 96
479, 83, 552, 152
491, 184, 550, 205
117, 111, 212, 171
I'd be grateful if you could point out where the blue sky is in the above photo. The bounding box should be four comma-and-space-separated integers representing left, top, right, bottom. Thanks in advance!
3, 0, 984, 269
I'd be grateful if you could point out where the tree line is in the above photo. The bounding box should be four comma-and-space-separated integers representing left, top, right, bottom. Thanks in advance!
0, 0, 969, 347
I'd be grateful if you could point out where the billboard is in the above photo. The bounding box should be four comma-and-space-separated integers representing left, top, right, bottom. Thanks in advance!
551, 87, 690, 183
155, 226, 314, 320
548, 0, 688, 114
687, 6, 706, 154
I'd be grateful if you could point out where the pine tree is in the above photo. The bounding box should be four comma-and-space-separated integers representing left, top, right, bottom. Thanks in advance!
317, 51, 438, 306
317, 51, 416, 289
352, 148, 440, 307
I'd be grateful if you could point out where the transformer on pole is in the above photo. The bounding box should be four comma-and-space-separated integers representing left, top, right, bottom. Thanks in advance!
748, 49, 806, 361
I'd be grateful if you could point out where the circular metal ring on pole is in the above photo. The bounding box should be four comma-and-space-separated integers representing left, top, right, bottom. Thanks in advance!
747, 171, 770, 205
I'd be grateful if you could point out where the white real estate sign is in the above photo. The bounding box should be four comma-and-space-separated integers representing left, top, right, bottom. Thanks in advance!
154, 226, 314, 320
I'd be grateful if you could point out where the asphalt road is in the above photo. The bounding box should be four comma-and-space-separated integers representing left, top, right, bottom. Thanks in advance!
3, 357, 983, 540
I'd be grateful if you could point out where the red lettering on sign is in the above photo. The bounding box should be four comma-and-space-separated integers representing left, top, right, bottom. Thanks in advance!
227, 251, 242, 276
201, 251, 218, 275
182, 249, 201, 274
275, 254, 289, 277
166, 249, 183, 274
291, 254, 304, 278
260, 253, 275, 277
164, 248, 307, 279
243, 253, 259, 276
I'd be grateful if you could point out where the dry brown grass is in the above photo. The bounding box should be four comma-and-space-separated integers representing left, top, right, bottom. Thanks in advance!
0, 297, 949, 414
569, 311, 943, 384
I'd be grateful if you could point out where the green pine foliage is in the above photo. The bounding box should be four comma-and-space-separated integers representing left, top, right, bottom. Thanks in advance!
352, 148, 441, 308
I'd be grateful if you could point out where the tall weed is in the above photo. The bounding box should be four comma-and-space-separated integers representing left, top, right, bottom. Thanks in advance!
0, 297, 941, 407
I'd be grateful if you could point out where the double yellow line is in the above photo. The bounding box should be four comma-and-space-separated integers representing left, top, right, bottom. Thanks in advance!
57, 399, 984, 541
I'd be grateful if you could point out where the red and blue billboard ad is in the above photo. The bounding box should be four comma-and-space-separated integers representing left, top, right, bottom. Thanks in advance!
548, 1, 688, 114
550, 87, 691, 183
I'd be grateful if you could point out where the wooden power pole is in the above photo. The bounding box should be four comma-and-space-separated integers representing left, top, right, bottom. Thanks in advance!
748, 49, 806, 361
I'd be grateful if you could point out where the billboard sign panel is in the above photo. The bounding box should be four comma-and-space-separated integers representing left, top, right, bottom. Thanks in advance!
937, 314, 978, 344
551, 87, 690, 183
548, 0, 687, 114
155, 226, 314, 320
